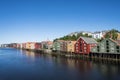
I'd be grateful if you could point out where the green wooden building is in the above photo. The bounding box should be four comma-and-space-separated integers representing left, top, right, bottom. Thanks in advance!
52, 40, 62, 51
91, 38, 120, 54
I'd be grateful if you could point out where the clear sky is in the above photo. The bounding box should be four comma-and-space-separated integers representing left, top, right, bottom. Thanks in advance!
0, 0, 120, 44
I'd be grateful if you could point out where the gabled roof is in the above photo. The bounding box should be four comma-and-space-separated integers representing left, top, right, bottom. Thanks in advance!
116, 40, 120, 45
109, 38, 120, 46
79, 37, 97, 44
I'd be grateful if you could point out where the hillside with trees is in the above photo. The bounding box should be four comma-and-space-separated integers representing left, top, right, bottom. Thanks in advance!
54, 29, 120, 42
104, 29, 119, 40
54, 33, 92, 41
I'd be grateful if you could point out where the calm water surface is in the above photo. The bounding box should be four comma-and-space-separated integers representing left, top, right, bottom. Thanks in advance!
0, 48, 120, 80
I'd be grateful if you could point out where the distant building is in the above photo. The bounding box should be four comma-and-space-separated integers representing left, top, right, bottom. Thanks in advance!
41, 41, 53, 50
67, 32, 79, 36
9, 43, 17, 48
52, 40, 63, 51
16, 43, 21, 48
22, 43, 26, 49
46, 41, 53, 50
80, 31, 92, 36
35, 43, 42, 50
41, 41, 47, 49
74, 37, 97, 54
67, 31, 92, 37
61, 41, 68, 52
30, 42, 36, 50
26, 42, 32, 50
0, 44, 9, 48
92, 31, 108, 39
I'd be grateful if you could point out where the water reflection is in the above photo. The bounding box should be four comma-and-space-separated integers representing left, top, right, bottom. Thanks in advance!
21, 50, 41, 58
1, 48, 119, 80
21, 51, 120, 76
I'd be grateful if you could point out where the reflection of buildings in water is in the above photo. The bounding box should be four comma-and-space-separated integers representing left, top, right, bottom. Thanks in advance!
67, 59, 76, 69
20, 49, 24, 55
93, 63, 119, 76
21, 50, 41, 58
74, 60, 92, 74
51, 57, 63, 66
50, 57, 69, 67
111, 66, 119, 75
26, 51, 35, 57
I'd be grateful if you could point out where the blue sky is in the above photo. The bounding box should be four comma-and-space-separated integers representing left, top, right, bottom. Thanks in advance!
0, 0, 120, 44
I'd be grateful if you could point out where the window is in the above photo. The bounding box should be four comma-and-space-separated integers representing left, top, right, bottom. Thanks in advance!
106, 40, 109, 45
106, 50, 109, 52
76, 47, 78, 49
97, 46, 99, 48
106, 43, 109, 45
75, 44, 77, 47
97, 49, 99, 52
106, 46, 109, 49
80, 50, 82, 52
106, 40, 109, 43
77, 50, 78, 52
80, 43, 82, 46
116, 46, 119, 49
117, 50, 119, 53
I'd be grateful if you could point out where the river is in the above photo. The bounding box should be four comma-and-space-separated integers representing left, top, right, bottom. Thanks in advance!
0, 48, 120, 80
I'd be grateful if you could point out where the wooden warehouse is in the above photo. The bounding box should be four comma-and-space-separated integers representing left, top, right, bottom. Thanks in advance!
91, 38, 120, 59
74, 37, 97, 55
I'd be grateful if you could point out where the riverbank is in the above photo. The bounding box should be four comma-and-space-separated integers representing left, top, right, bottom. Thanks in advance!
16, 48, 120, 62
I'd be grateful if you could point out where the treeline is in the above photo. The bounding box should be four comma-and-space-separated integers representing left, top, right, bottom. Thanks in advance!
104, 29, 120, 40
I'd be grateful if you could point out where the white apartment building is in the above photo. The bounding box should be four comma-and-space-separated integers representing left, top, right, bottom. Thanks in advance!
92, 31, 108, 39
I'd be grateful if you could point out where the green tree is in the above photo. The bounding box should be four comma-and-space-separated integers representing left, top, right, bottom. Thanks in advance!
104, 29, 118, 40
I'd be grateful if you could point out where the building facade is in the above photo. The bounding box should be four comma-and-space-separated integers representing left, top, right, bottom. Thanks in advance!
26, 42, 32, 50
91, 38, 120, 54
35, 43, 42, 50
52, 41, 61, 51
59, 41, 66, 52
67, 41, 76, 53
41, 41, 53, 50
92, 31, 108, 39
75, 37, 97, 54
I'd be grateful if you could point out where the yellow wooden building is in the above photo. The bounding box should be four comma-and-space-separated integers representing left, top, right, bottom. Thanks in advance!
25, 42, 32, 50
66, 41, 76, 53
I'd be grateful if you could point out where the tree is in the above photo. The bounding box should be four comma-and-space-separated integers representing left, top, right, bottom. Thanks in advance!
104, 29, 119, 40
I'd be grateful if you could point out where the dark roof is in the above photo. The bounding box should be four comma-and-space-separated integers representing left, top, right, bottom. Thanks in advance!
80, 37, 97, 44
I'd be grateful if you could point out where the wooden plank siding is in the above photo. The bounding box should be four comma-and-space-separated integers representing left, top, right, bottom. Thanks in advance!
75, 37, 97, 54
91, 38, 120, 54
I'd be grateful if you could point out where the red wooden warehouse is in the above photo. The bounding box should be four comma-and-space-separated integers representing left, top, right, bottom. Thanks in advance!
35, 43, 42, 50
74, 37, 97, 54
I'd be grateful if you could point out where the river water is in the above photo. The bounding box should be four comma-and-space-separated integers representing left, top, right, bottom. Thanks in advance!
0, 48, 120, 80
